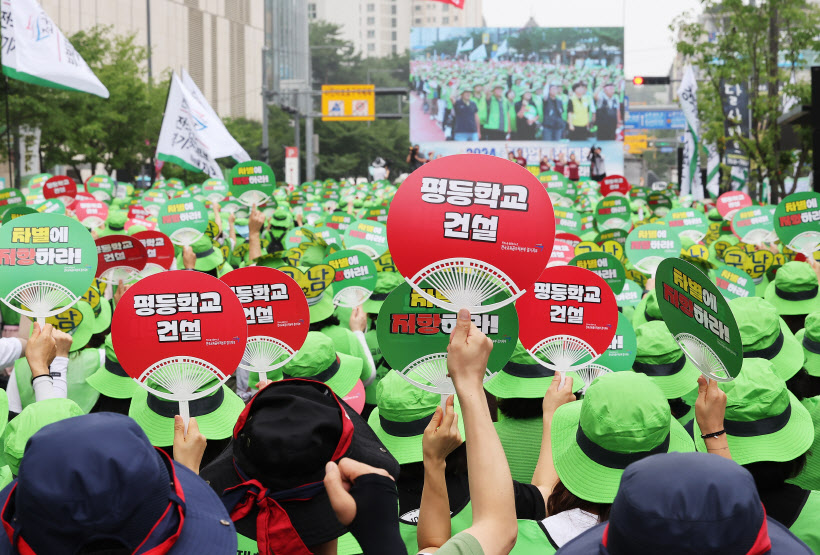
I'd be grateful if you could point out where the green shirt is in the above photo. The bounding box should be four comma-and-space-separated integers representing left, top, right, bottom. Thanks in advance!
790, 490, 820, 553
432, 532, 484, 555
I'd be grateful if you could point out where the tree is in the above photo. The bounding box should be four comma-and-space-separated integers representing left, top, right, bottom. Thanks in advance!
673, 0, 819, 201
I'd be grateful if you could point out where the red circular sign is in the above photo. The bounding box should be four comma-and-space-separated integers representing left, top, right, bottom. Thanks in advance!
128, 205, 153, 220
43, 176, 77, 207
517, 265, 618, 362
112, 271, 247, 381
125, 218, 157, 232
716, 191, 752, 220
548, 240, 575, 267
387, 154, 554, 292
133, 230, 175, 270
599, 175, 631, 197
219, 266, 310, 352
95, 234, 148, 278
556, 232, 582, 248
74, 199, 108, 228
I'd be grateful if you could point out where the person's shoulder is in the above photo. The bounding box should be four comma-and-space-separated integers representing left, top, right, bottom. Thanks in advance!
433, 532, 485, 555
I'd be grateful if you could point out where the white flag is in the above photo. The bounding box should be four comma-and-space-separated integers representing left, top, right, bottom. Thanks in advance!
459, 37, 474, 53
1, 0, 109, 98
469, 44, 487, 62
156, 73, 222, 178
678, 66, 701, 197
705, 142, 720, 198
180, 69, 250, 163
496, 39, 509, 58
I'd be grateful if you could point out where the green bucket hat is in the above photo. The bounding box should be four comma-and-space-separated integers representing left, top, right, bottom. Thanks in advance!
632, 290, 661, 328
693, 358, 813, 465
788, 395, 820, 490
128, 382, 246, 446
178, 234, 225, 272
632, 321, 701, 399
309, 284, 335, 323
795, 311, 820, 376
729, 297, 804, 381
299, 244, 327, 268
83, 286, 112, 335
551, 371, 695, 503
362, 272, 405, 315
3, 398, 84, 475
367, 371, 465, 465
86, 334, 138, 399
98, 211, 128, 237
281, 332, 362, 398
126, 224, 148, 236
764, 261, 820, 316
484, 340, 583, 398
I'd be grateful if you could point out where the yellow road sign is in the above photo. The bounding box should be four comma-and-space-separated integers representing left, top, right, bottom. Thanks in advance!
321, 85, 375, 122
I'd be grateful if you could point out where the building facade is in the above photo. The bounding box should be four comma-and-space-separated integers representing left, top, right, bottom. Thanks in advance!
308, 0, 484, 59
40, 0, 264, 120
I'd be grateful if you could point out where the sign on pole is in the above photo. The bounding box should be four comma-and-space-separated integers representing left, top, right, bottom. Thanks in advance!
321, 85, 375, 121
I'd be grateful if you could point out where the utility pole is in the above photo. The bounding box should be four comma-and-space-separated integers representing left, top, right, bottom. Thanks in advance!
146, 0, 153, 87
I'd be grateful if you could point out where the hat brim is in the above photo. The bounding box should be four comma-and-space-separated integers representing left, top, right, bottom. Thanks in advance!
631, 358, 702, 399
324, 353, 362, 398
85, 365, 138, 399
199, 395, 399, 548
552, 400, 695, 503
795, 329, 820, 377
0, 460, 238, 555
694, 390, 813, 466
67, 301, 97, 353
128, 385, 246, 446
309, 293, 335, 323
764, 281, 820, 316
764, 319, 805, 381
554, 518, 815, 555
630, 294, 657, 329
484, 368, 584, 398
787, 396, 820, 491
361, 298, 384, 315
194, 249, 225, 272
89, 298, 112, 335
754, 275, 769, 298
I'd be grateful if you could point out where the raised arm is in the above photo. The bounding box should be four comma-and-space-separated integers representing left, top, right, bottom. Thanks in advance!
532, 372, 575, 510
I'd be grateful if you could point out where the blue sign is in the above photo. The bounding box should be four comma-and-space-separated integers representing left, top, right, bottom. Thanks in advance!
625, 110, 686, 130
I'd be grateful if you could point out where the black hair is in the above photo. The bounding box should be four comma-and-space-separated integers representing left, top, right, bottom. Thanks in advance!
309, 315, 340, 332
497, 397, 543, 420
548, 480, 611, 521
400, 443, 469, 479
86, 329, 109, 350
786, 368, 820, 401
781, 314, 808, 336
668, 397, 691, 420
744, 454, 807, 490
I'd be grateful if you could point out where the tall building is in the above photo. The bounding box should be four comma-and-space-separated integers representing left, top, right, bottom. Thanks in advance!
308, 0, 484, 59
39, 0, 264, 120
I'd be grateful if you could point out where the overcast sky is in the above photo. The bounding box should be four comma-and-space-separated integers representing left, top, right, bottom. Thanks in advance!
481, 0, 703, 76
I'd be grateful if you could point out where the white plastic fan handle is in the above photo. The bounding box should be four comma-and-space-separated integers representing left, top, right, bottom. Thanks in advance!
179, 400, 190, 435
559, 372, 566, 390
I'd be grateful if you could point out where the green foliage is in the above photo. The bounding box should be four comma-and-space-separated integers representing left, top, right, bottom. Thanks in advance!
673, 0, 820, 201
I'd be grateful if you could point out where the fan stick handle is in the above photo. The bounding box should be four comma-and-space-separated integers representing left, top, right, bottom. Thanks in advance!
36, 317, 45, 328
179, 400, 190, 435
558, 371, 566, 390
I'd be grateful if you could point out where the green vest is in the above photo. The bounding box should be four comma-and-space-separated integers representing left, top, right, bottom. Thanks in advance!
485, 97, 510, 132
568, 96, 590, 127
510, 520, 556, 554
476, 94, 488, 126
336, 501, 475, 555
236, 533, 259, 555
790, 490, 820, 553
15, 348, 101, 413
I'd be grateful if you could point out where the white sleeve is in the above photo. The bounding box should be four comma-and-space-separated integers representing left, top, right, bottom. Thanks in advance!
353, 330, 377, 387
6, 369, 22, 413
32, 375, 57, 402
48, 356, 69, 399
0, 338, 23, 369
235, 367, 253, 402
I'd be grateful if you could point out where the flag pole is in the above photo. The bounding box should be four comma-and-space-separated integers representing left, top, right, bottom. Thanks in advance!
3, 77, 14, 188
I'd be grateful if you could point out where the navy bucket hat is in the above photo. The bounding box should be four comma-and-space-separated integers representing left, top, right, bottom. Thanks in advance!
557, 452, 813, 555
0, 413, 237, 554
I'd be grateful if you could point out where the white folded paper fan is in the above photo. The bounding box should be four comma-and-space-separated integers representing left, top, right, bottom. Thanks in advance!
600, 218, 630, 231
739, 228, 772, 246
527, 335, 597, 371
680, 229, 706, 244
575, 363, 612, 394
81, 215, 105, 229
675, 332, 732, 382
4, 280, 78, 323
236, 189, 270, 208
138, 356, 229, 427
145, 205, 161, 217
397, 352, 494, 405
348, 243, 380, 260
788, 231, 820, 256
333, 286, 372, 308
238, 336, 296, 374
168, 228, 204, 247
305, 213, 322, 226
405, 258, 523, 314
97, 266, 142, 286
633, 256, 666, 277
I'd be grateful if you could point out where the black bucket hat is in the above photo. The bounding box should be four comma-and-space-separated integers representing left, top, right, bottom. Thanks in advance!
200, 379, 399, 553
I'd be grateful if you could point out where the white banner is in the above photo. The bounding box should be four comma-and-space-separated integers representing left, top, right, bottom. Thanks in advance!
458, 37, 474, 53
1, 0, 109, 98
705, 141, 720, 198
678, 65, 700, 197
156, 73, 222, 178
18, 125, 40, 176
469, 44, 486, 62
180, 69, 250, 163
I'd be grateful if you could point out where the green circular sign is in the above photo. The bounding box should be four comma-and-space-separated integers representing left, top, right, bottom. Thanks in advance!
731, 206, 774, 245
615, 279, 643, 308
595, 196, 632, 231
157, 198, 209, 246
569, 251, 626, 294
323, 249, 378, 307
85, 175, 115, 203
773, 191, 820, 254
655, 258, 743, 381
554, 207, 582, 234
0, 188, 26, 216
539, 171, 570, 200
230, 160, 276, 206
664, 208, 708, 243
35, 199, 66, 215
0, 213, 98, 317
595, 313, 637, 372
343, 219, 388, 258
647, 191, 672, 216
594, 228, 628, 247
1, 205, 36, 224
712, 265, 756, 300
202, 178, 229, 204
625, 223, 681, 276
